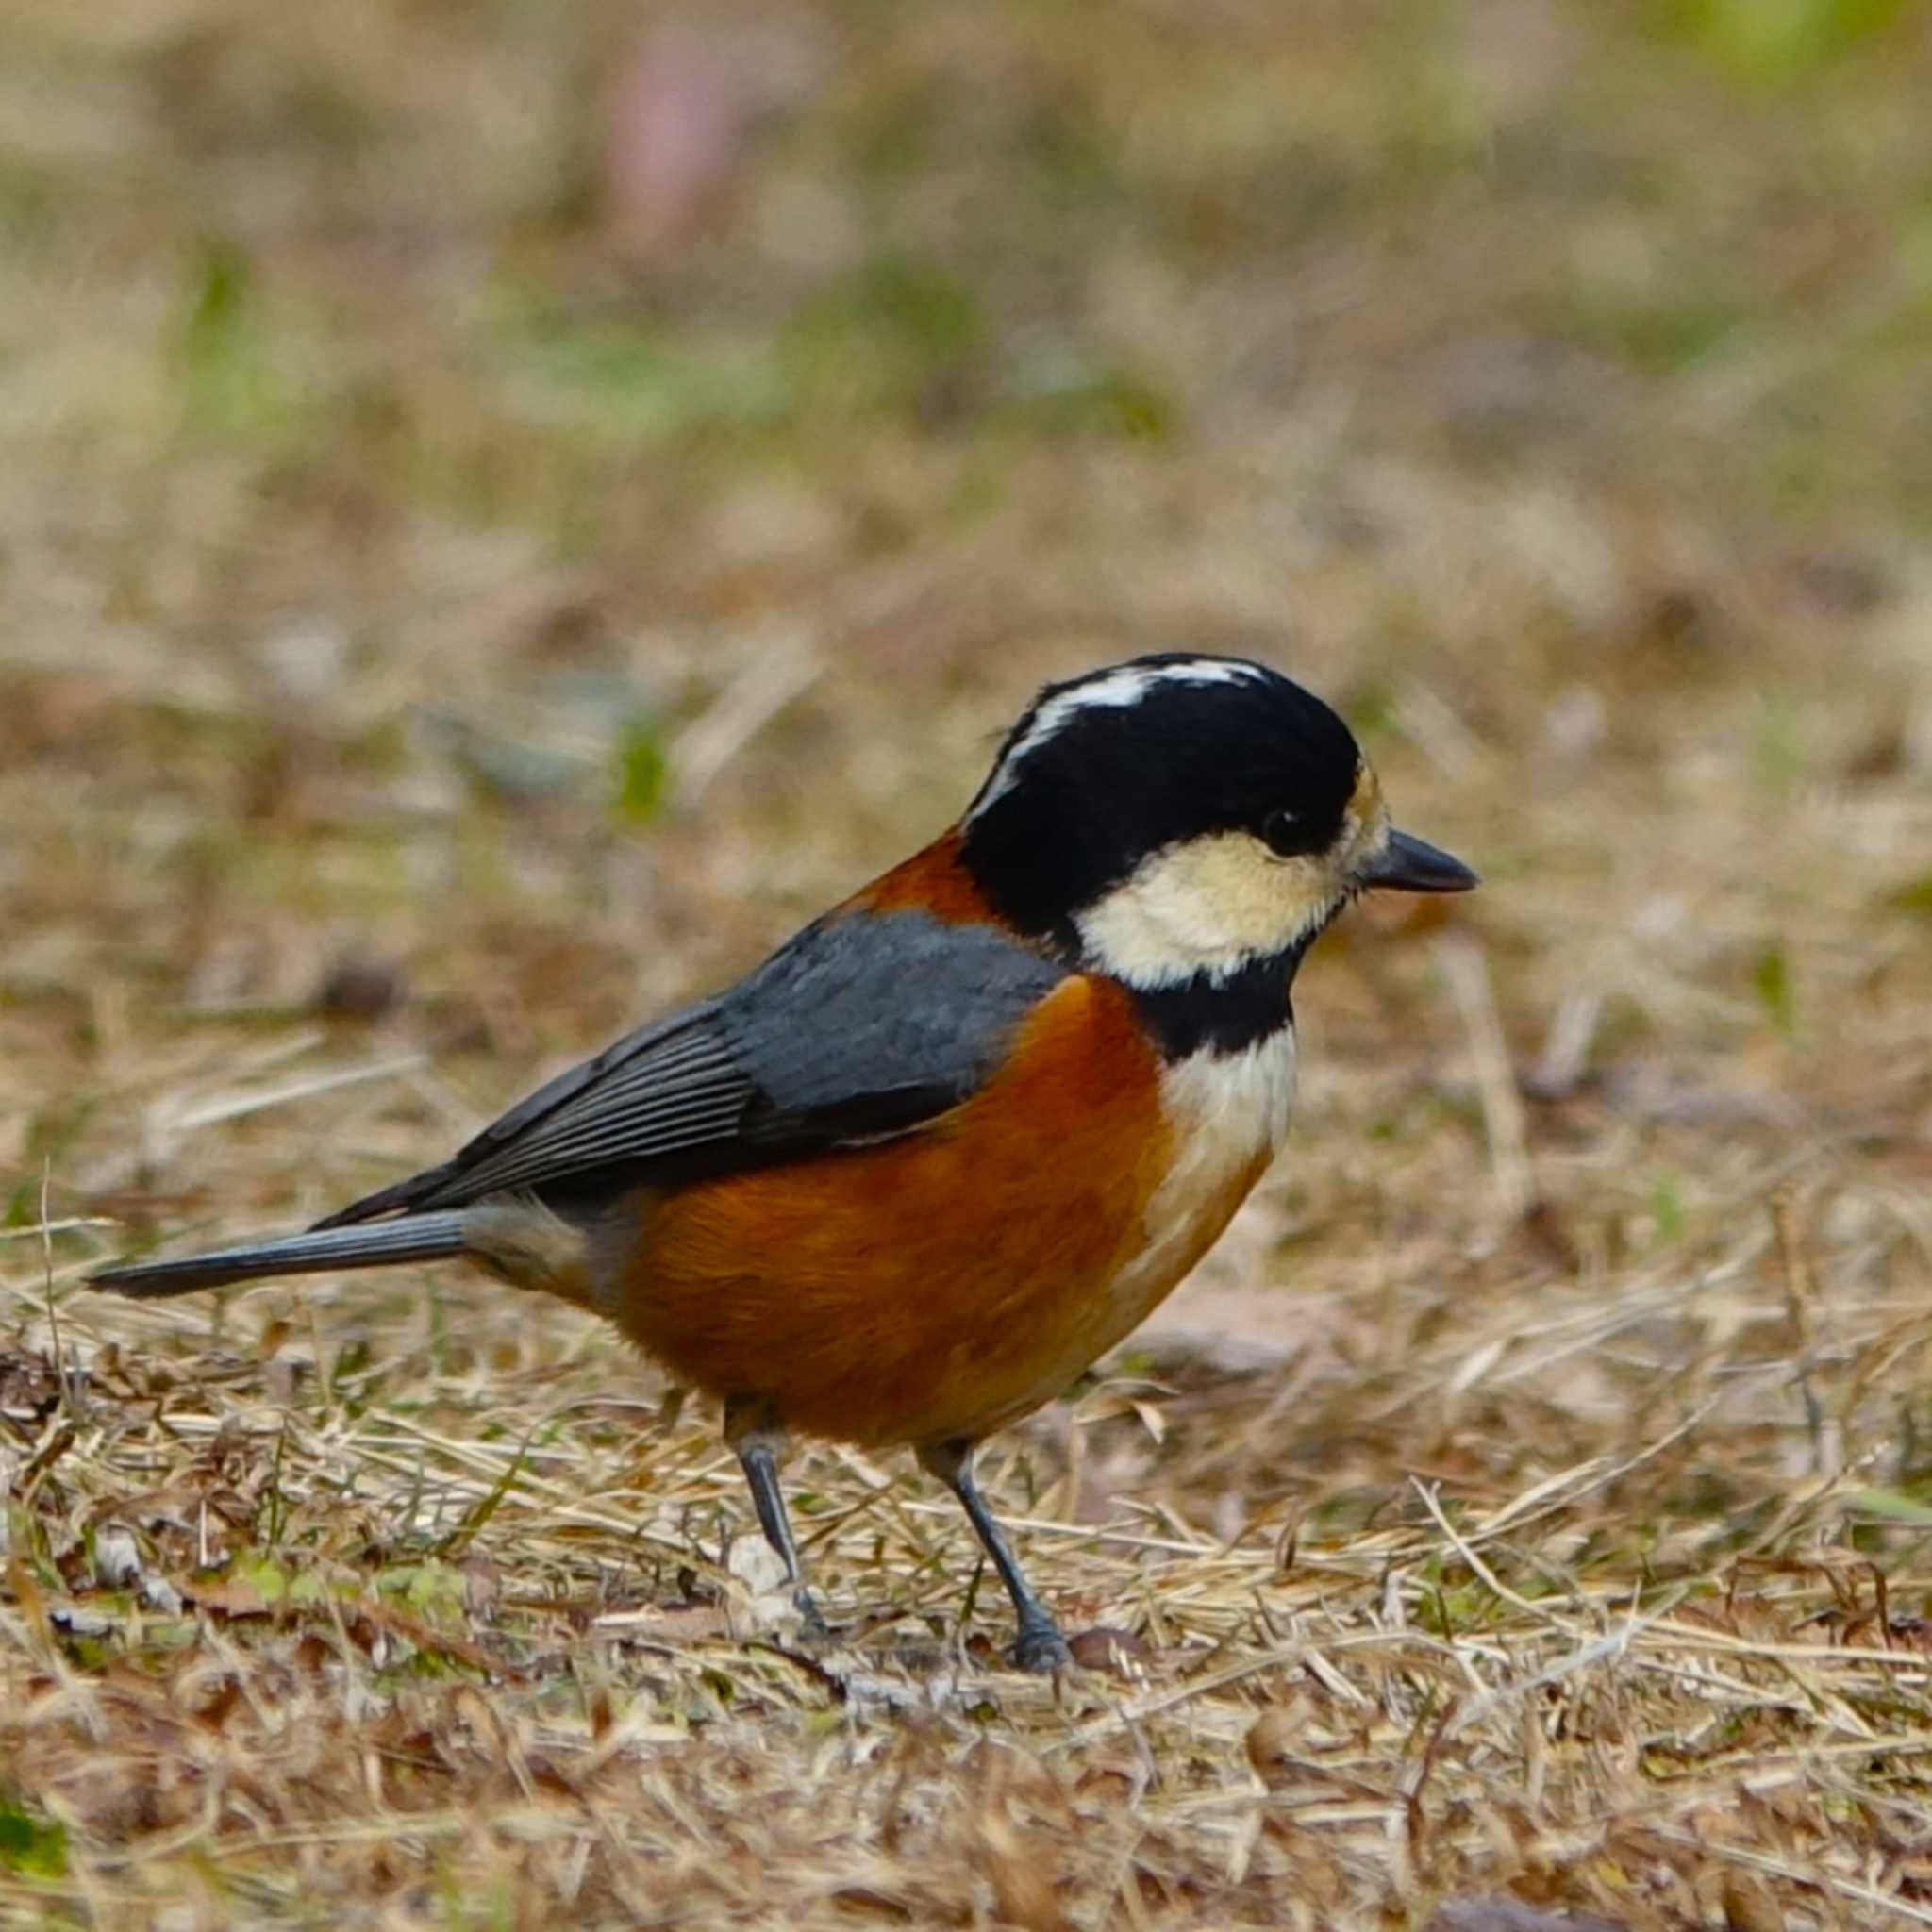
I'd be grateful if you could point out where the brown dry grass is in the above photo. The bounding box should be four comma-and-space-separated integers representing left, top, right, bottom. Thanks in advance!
6, 1, 1932, 1925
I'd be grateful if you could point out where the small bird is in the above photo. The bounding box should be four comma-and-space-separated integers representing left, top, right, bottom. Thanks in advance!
95, 655, 1474, 1669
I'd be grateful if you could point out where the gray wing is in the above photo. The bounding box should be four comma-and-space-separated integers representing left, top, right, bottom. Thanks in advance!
315, 909, 1065, 1227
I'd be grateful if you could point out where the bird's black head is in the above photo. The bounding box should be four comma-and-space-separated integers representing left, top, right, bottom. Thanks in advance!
960, 654, 1474, 1045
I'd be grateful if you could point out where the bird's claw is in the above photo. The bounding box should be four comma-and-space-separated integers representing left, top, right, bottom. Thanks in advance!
1010, 1618, 1073, 1673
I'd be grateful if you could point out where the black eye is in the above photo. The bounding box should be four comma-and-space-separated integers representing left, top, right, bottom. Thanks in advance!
1260, 808, 1320, 858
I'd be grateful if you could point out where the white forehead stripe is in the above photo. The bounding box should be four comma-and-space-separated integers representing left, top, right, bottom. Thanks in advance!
969, 658, 1267, 821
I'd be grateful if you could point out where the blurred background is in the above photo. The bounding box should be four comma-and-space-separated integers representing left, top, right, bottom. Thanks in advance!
5, 4, 1932, 1919
6, 0, 1929, 1308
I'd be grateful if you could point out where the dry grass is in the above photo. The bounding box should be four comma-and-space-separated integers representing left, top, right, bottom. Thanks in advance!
7, 1, 1932, 1924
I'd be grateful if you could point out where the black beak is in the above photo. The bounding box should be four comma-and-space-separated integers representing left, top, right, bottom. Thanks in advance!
1359, 828, 1478, 893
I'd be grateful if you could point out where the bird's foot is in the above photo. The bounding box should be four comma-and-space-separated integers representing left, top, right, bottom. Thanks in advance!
1010, 1614, 1073, 1674
792, 1588, 833, 1644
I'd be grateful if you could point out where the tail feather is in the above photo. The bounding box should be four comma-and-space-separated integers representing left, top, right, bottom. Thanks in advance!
92, 1212, 469, 1300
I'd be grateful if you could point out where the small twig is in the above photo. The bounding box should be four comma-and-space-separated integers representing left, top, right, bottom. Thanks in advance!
1435, 934, 1534, 1222
161, 1054, 428, 1134
437, 1430, 537, 1558
1052, 1649, 1304, 1751
1646, 1824, 1932, 1926
0, 1216, 116, 1243
1412, 1478, 1564, 1628
40, 1162, 68, 1419
1444, 1609, 1643, 1739
671, 638, 822, 808
1525, 988, 1601, 1099
1774, 1189, 1840, 1478
1472, 1393, 1725, 1541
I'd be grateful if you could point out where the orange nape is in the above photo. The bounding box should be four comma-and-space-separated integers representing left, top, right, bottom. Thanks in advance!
845, 828, 997, 924
611, 975, 1174, 1449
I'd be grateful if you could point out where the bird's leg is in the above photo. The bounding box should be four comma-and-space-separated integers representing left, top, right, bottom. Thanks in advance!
918, 1437, 1071, 1673
724, 1400, 828, 1640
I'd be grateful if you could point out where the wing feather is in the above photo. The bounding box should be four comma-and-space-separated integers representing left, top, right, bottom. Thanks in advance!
317, 910, 1064, 1228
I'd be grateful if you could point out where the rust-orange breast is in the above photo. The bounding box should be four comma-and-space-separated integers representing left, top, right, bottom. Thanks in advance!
609, 972, 1174, 1448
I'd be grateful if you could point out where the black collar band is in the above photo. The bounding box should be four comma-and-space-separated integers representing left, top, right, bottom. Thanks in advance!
1123, 945, 1303, 1058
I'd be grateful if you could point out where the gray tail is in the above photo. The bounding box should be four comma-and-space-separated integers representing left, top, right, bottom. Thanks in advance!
92, 1212, 468, 1300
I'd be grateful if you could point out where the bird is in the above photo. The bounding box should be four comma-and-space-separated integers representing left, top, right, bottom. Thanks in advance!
94, 654, 1476, 1670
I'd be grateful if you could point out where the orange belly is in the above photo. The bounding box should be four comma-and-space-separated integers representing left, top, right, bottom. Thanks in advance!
608, 975, 1188, 1448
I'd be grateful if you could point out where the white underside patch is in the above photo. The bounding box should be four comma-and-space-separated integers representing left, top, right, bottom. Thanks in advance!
1128, 1030, 1298, 1292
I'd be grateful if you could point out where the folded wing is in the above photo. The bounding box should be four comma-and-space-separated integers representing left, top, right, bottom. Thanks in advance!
316, 909, 1065, 1228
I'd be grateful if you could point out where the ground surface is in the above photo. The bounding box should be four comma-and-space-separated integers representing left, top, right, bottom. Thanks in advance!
5, 2, 1932, 1926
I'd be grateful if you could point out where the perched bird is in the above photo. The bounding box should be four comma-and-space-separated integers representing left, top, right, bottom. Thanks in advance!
95, 655, 1475, 1669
